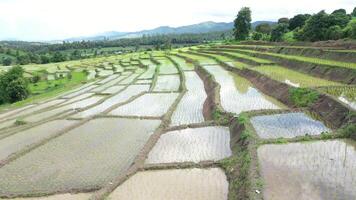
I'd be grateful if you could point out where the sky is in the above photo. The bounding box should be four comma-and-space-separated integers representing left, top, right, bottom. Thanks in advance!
0, 0, 354, 41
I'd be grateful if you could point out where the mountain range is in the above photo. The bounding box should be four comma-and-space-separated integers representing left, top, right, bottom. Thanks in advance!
63, 21, 275, 42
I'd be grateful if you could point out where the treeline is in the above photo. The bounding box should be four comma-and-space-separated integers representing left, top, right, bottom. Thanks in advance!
234, 7, 356, 42
0, 31, 231, 66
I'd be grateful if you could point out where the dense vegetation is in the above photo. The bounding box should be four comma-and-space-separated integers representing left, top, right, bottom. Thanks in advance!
234, 7, 356, 42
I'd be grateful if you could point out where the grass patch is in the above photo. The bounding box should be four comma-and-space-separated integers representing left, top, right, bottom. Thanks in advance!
289, 88, 319, 107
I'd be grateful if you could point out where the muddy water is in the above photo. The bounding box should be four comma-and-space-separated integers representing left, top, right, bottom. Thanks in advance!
146, 127, 231, 164
170, 71, 206, 126
72, 85, 149, 118
0, 118, 161, 196
203, 65, 283, 114
258, 139, 356, 200
251, 112, 330, 139
110, 93, 179, 117
0, 120, 78, 161
153, 75, 180, 92
108, 168, 228, 200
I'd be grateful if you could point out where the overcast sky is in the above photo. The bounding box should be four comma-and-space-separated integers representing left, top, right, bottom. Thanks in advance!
0, 0, 354, 41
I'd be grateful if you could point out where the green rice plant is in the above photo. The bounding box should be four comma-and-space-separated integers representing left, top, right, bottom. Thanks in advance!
221, 51, 274, 64
317, 86, 356, 101
289, 88, 319, 107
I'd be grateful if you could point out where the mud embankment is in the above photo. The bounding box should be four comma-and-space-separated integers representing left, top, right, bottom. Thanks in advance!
209, 48, 356, 85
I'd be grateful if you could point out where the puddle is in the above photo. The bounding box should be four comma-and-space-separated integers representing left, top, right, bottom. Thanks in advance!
0, 118, 161, 196
250, 112, 330, 139
153, 75, 180, 92
108, 168, 228, 200
170, 72, 206, 125
73, 85, 149, 118
0, 120, 78, 161
110, 93, 179, 117
258, 139, 356, 200
203, 65, 282, 114
146, 127, 231, 164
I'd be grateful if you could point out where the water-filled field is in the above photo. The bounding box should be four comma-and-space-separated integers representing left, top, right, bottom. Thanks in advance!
109, 93, 179, 117
170, 71, 206, 126
153, 75, 180, 92
72, 85, 149, 118
250, 112, 330, 139
258, 139, 356, 200
203, 65, 283, 114
0, 118, 160, 196
146, 127, 231, 164
108, 168, 229, 200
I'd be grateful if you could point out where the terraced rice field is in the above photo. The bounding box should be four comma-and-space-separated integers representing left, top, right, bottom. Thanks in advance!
170, 71, 206, 125
157, 58, 178, 74
0, 118, 160, 196
146, 127, 231, 164
0, 44, 354, 200
258, 139, 356, 200
250, 112, 330, 139
203, 65, 283, 114
108, 168, 229, 200
153, 75, 180, 92
109, 93, 179, 117
72, 85, 149, 118
0, 120, 77, 161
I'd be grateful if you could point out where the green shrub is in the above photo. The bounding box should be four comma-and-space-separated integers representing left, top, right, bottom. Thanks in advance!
289, 88, 319, 107
340, 124, 356, 139
0, 66, 29, 104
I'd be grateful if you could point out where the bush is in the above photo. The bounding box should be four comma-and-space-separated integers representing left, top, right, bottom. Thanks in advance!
271, 23, 289, 42
326, 25, 343, 40
343, 19, 356, 39
0, 66, 30, 104
289, 88, 319, 107
251, 32, 263, 40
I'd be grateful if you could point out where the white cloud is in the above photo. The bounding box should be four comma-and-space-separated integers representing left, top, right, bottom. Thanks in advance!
0, 0, 354, 41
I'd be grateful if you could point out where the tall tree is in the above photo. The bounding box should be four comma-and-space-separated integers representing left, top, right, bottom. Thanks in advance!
233, 7, 252, 40
352, 7, 356, 17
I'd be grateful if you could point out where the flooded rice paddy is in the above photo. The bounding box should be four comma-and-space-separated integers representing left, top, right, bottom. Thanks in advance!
158, 59, 178, 74
146, 127, 231, 164
250, 112, 330, 139
108, 168, 228, 200
109, 93, 179, 117
72, 85, 149, 118
100, 85, 125, 94
170, 71, 206, 126
258, 139, 356, 200
0, 120, 78, 161
153, 75, 180, 92
203, 65, 283, 114
0, 118, 161, 196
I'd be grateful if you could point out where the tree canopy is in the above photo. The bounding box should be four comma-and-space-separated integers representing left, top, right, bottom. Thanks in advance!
233, 7, 252, 40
